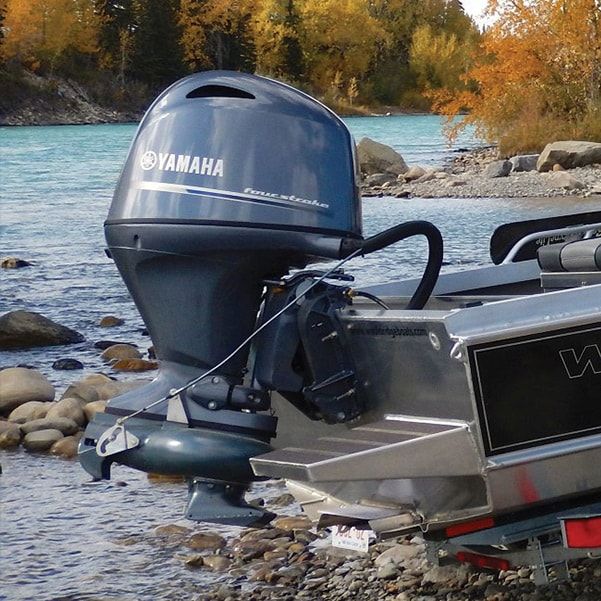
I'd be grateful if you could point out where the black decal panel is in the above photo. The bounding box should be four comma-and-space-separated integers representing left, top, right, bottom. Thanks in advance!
469, 324, 601, 456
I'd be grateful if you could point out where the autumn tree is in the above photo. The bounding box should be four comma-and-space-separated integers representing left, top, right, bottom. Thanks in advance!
297, 0, 386, 96
251, 0, 304, 81
367, 0, 479, 105
179, 0, 255, 72
434, 0, 601, 153
409, 23, 476, 91
2, 0, 97, 72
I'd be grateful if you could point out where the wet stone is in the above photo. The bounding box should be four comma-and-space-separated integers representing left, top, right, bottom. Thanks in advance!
154, 524, 192, 539
111, 358, 158, 372
94, 340, 132, 350
101, 343, 142, 362
202, 555, 233, 571
233, 539, 276, 561
49, 434, 81, 458
52, 358, 84, 370
239, 527, 287, 542
1, 257, 32, 269
99, 315, 125, 327
186, 531, 227, 552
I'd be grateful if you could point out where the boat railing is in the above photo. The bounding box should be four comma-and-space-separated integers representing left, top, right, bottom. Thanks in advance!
502, 222, 601, 264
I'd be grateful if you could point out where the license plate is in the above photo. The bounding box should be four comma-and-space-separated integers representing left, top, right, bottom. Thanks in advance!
331, 525, 373, 552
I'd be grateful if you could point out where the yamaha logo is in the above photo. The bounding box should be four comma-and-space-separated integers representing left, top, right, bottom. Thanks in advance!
139, 149, 224, 177
140, 151, 158, 170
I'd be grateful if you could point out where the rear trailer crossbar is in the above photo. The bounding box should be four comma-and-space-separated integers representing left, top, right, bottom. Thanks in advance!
434, 500, 601, 585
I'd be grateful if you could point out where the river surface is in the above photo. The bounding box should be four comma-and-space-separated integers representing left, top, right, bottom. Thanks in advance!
1, 119, 601, 601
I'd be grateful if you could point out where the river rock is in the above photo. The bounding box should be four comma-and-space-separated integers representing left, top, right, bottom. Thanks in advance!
412, 169, 437, 184
101, 343, 142, 362
98, 379, 147, 399
111, 358, 158, 372
23, 428, 64, 452
46, 397, 86, 426
238, 528, 287, 542
553, 162, 566, 171
0, 310, 84, 349
365, 173, 397, 186
154, 524, 192, 539
422, 564, 460, 585
402, 166, 427, 181
233, 539, 276, 561
79, 373, 115, 387
99, 315, 125, 327
357, 137, 408, 175
1, 257, 32, 269
484, 160, 512, 178
510, 154, 539, 172
49, 434, 81, 458
0, 420, 18, 433
537, 141, 601, 171
546, 171, 586, 190
0, 368, 55, 415
60, 382, 99, 404
8, 400, 52, 423
185, 532, 227, 551
20, 416, 79, 436
272, 516, 313, 531
0, 424, 22, 448
83, 400, 107, 421
52, 358, 84, 370
183, 554, 205, 568
377, 562, 399, 579
94, 340, 132, 350
375, 543, 422, 566
202, 555, 233, 571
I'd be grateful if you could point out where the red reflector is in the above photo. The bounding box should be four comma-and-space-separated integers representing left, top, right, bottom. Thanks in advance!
563, 517, 601, 548
445, 517, 495, 538
456, 551, 510, 571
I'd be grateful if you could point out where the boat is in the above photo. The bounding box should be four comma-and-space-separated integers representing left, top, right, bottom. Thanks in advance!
79, 71, 601, 583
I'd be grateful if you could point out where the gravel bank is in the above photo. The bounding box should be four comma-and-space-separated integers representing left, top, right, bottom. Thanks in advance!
362, 147, 601, 199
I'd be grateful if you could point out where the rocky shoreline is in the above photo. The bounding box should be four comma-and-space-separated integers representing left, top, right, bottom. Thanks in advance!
3, 310, 601, 600
0, 71, 141, 126
359, 140, 601, 200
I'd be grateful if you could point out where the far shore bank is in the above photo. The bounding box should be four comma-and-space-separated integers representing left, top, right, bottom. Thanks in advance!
0, 70, 430, 127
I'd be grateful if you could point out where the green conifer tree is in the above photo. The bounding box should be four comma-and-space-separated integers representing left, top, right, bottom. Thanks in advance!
131, 0, 185, 89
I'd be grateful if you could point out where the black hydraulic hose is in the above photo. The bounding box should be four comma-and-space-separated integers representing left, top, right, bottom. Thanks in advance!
341, 220, 444, 310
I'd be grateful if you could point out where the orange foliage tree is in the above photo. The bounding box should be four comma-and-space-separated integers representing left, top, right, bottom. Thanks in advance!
434, 0, 601, 154
2, 0, 97, 71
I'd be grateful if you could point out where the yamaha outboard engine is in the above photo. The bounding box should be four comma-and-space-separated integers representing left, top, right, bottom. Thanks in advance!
79, 71, 443, 526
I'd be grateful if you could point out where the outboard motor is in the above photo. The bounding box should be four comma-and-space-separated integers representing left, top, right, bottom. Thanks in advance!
79, 71, 443, 526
